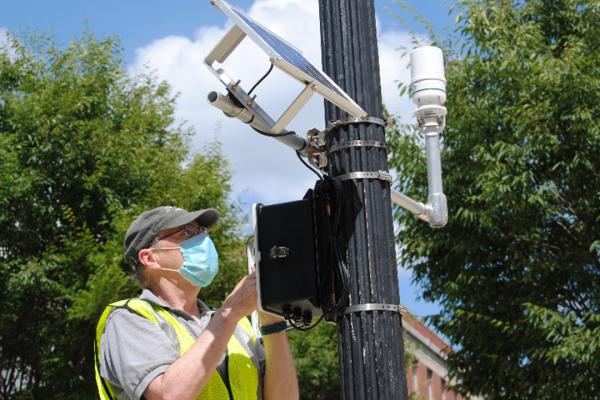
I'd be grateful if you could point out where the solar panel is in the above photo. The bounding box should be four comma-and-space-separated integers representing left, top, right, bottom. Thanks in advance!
231, 8, 346, 98
208, 0, 367, 119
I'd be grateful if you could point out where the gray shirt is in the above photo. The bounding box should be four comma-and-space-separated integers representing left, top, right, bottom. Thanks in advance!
98, 289, 265, 399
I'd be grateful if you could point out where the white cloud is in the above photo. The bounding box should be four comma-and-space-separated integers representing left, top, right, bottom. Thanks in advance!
128, 0, 417, 206
0, 28, 20, 63
0, 27, 12, 58
378, 30, 416, 122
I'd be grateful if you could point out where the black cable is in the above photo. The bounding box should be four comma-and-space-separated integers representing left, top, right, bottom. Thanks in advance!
248, 63, 274, 95
250, 126, 295, 138
296, 151, 323, 180
252, 126, 321, 182
286, 315, 324, 331
229, 63, 299, 143
314, 176, 349, 319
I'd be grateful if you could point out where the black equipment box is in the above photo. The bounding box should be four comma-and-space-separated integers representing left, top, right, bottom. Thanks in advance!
253, 199, 321, 320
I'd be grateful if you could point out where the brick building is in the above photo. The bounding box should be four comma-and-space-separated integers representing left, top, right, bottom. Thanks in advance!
403, 309, 482, 400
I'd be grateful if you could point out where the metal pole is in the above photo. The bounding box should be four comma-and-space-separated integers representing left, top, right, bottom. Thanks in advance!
318, 1, 409, 399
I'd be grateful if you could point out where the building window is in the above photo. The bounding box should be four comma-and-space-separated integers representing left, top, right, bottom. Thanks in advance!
427, 368, 433, 400
441, 378, 446, 400
412, 365, 418, 396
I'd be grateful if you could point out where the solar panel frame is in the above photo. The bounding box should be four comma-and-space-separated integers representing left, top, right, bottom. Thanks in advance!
209, 0, 368, 119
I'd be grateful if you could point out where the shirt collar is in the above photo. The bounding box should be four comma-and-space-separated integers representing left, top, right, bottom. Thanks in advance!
140, 288, 211, 318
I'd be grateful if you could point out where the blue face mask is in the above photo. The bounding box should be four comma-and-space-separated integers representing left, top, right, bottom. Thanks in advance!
160, 233, 219, 287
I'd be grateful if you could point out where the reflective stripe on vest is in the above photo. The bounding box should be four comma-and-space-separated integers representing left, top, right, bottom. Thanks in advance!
94, 298, 259, 400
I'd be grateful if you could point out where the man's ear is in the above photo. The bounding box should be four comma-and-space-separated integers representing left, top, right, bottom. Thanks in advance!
138, 248, 160, 270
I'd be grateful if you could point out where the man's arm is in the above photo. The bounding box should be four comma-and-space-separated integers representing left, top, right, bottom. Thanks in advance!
144, 273, 257, 400
260, 313, 299, 400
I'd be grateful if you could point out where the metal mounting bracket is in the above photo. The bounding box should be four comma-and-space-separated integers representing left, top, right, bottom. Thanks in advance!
303, 117, 390, 172
305, 128, 328, 170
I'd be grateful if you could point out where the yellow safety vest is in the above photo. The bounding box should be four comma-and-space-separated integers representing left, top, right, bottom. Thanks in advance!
94, 298, 260, 400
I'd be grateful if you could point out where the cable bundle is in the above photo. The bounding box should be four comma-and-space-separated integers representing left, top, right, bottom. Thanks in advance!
313, 176, 349, 322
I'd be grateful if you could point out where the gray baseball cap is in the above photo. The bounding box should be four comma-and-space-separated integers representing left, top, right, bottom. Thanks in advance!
124, 206, 219, 270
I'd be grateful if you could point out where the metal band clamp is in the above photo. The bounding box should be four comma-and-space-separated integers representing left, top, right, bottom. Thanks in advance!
328, 140, 387, 154
344, 303, 407, 315
327, 116, 386, 129
336, 170, 392, 183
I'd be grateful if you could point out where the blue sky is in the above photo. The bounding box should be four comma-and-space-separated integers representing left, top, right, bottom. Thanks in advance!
2, 1, 455, 64
1, 0, 455, 326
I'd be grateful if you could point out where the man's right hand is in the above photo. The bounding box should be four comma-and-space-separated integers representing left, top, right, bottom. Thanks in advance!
221, 271, 257, 321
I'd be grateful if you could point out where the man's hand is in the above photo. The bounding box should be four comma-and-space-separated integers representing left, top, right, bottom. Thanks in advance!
221, 271, 257, 321
145, 272, 259, 400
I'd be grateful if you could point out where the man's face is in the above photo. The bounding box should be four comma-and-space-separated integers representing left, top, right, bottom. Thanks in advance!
147, 221, 206, 270
155, 221, 205, 245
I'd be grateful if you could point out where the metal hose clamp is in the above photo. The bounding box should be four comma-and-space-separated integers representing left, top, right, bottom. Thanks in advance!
344, 303, 407, 315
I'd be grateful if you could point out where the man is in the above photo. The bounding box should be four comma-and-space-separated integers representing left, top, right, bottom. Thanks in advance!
95, 206, 299, 400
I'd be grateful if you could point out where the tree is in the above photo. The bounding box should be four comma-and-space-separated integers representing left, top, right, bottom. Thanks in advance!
289, 322, 340, 400
0, 31, 245, 399
388, 1, 600, 399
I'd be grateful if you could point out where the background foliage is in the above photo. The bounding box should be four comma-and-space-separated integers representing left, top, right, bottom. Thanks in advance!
388, 1, 600, 399
0, 32, 246, 399
0, 29, 425, 400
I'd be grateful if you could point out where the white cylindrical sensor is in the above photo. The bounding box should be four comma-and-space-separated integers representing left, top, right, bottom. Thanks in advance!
410, 46, 446, 107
